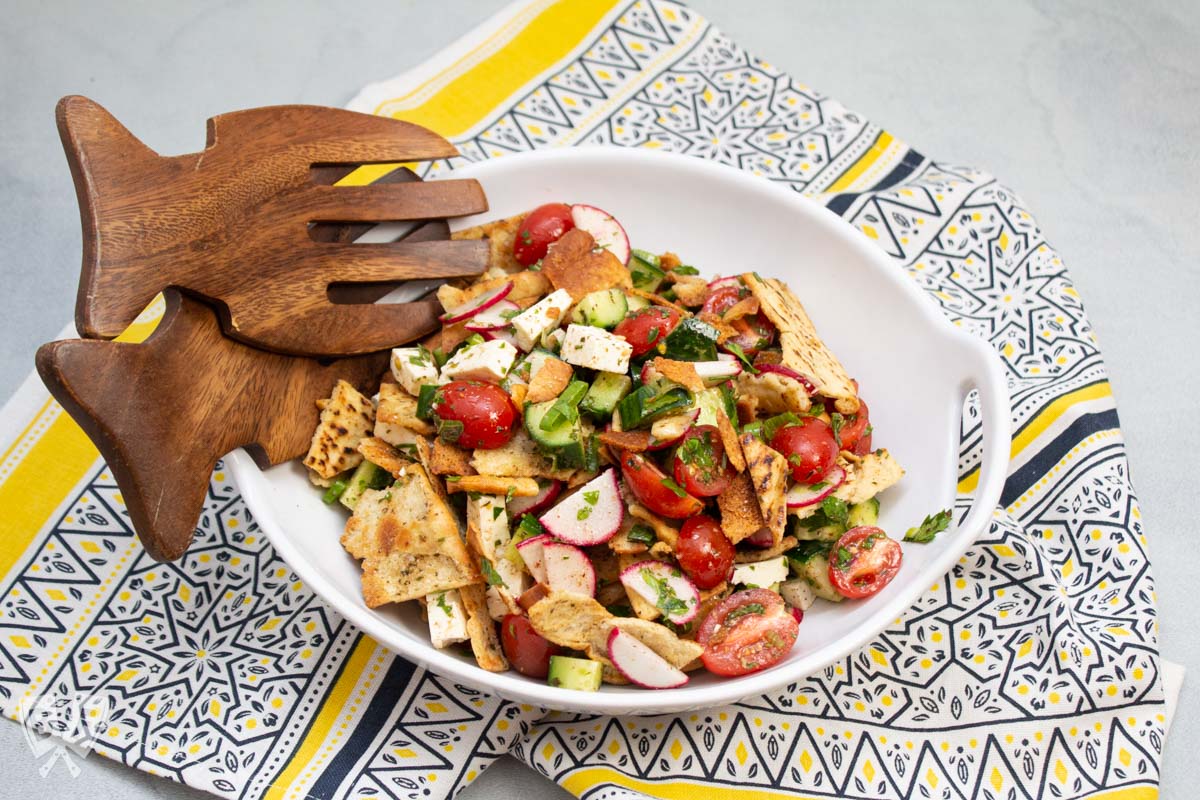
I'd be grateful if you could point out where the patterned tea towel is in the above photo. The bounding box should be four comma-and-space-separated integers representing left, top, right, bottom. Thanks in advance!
0, 1, 1181, 799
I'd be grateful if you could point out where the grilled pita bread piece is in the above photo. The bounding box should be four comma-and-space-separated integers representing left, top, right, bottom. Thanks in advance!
742, 273, 859, 414
527, 591, 614, 651
540, 228, 632, 301
458, 583, 508, 672
446, 475, 540, 497
525, 357, 574, 404
586, 617, 704, 670
736, 371, 812, 416
716, 471, 766, 545
304, 380, 375, 479
740, 433, 789, 546
470, 429, 575, 480
357, 437, 416, 478
376, 382, 435, 437
429, 438, 475, 476
735, 536, 798, 562
791, 449, 905, 520
451, 212, 524, 274
341, 465, 479, 606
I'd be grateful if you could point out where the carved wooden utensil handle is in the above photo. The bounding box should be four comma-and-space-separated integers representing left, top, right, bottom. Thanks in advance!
36, 290, 388, 561
58, 95, 488, 356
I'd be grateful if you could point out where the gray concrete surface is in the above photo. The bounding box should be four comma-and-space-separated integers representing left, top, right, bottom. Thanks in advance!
1, 1, 1195, 797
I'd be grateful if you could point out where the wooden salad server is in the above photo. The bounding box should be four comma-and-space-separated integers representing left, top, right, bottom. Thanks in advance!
58, 95, 489, 356
36, 289, 389, 562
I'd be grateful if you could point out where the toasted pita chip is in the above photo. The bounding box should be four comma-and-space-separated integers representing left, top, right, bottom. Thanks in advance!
357, 437, 415, 478
736, 371, 812, 415
446, 475, 540, 497
429, 438, 475, 476
421, 320, 473, 356
527, 591, 614, 650
659, 252, 682, 271
715, 410, 745, 472
586, 617, 704, 668
792, 450, 905, 520
340, 467, 479, 606
470, 429, 575, 480
717, 472, 766, 544
598, 429, 654, 454
458, 583, 508, 671
722, 295, 761, 322
540, 228, 632, 301
742, 273, 858, 414
740, 433, 789, 546
509, 382, 528, 409
628, 288, 688, 315
308, 469, 333, 488
608, 517, 651, 555
648, 357, 705, 392
303, 380, 375, 479
735, 536, 798, 563
377, 382, 435, 435
671, 275, 709, 307
525, 357, 574, 404
627, 503, 680, 548
696, 312, 735, 344
451, 212, 524, 274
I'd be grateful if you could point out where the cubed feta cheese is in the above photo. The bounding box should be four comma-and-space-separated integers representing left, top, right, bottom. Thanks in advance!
439, 339, 518, 383
485, 586, 512, 621
778, 577, 816, 611
426, 589, 469, 648
731, 556, 790, 589
375, 420, 423, 448
560, 324, 633, 374
511, 289, 573, 351
390, 347, 439, 395
469, 497, 527, 594
541, 327, 566, 352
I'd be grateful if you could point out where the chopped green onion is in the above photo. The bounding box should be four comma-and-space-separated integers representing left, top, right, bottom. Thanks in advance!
321, 479, 348, 504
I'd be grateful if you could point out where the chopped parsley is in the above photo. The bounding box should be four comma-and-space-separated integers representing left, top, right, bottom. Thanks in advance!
722, 341, 759, 374
830, 412, 845, 445
820, 496, 850, 528
640, 567, 689, 618
520, 229, 533, 245
435, 592, 454, 615
480, 557, 505, 587
583, 490, 600, 505
672, 264, 700, 276
626, 524, 656, 545
661, 477, 688, 498
904, 509, 952, 543
437, 418, 465, 444
576, 505, 593, 521
492, 505, 505, 521
724, 602, 766, 624
646, 326, 661, 344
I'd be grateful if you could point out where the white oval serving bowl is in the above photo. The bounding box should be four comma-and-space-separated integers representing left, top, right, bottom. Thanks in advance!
228, 147, 1010, 716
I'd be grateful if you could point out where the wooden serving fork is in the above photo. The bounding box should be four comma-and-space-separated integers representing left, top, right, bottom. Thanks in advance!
59, 95, 488, 356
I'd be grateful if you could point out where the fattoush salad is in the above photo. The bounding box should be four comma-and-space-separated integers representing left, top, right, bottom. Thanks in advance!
302, 202, 948, 691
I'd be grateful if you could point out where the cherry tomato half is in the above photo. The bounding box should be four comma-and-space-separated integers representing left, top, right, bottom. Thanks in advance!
771, 419, 839, 483
501, 613, 562, 678
612, 307, 682, 358
619, 450, 704, 519
672, 425, 734, 497
837, 399, 873, 455
703, 284, 776, 356
512, 203, 574, 266
697, 588, 799, 676
828, 526, 902, 599
676, 515, 735, 590
701, 284, 747, 317
432, 380, 518, 450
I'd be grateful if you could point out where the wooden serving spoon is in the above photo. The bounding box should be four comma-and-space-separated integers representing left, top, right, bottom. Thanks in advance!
58, 95, 488, 356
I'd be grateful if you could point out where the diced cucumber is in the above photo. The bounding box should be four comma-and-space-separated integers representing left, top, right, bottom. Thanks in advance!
661, 317, 719, 362
848, 497, 880, 527
624, 293, 651, 312
507, 348, 558, 387
794, 551, 843, 603
693, 387, 728, 427
339, 461, 390, 510
580, 371, 633, 419
570, 289, 628, 330
793, 523, 845, 542
629, 250, 666, 293
523, 400, 590, 470
616, 384, 693, 430
547, 655, 603, 691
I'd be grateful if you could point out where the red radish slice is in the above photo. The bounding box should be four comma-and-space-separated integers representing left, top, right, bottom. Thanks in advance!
619, 560, 700, 624
717, 353, 736, 362
647, 408, 700, 451
607, 627, 689, 689
756, 363, 817, 394
789, 607, 804, 624
570, 204, 630, 265
784, 465, 846, 509
515, 534, 552, 583
692, 360, 742, 386
482, 327, 522, 349
707, 275, 742, 291
440, 281, 514, 323
465, 300, 520, 332
538, 470, 624, 546
542, 541, 596, 597
508, 480, 563, 518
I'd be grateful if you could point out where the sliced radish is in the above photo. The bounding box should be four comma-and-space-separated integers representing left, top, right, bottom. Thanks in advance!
619, 560, 700, 624
507, 480, 563, 518
784, 465, 846, 509
607, 627, 688, 689
647, 408, 699, 451
465, 299, 521, 332
542, 541, 596, 597
707, 275, 743, 291
482, 327, 522, 349
515, 534, 552, 583
756, 363, 817, 394
570, 204, 630, 265
692, 360, 742, 386
439, 281, 513, 323
538, 469, 624, 546
717, 352, 736, 362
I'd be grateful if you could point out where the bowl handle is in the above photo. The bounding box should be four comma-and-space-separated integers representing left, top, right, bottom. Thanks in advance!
956, 336, 1012, 535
